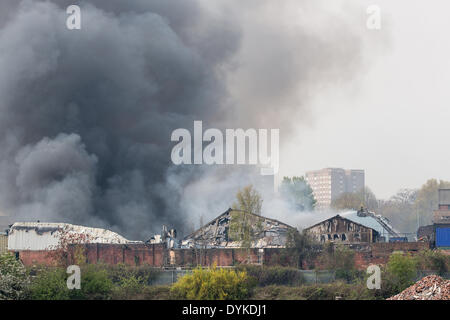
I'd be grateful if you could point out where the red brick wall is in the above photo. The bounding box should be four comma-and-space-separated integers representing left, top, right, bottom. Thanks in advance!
80, 243, 166, 266
173, 248, 260, 267
263, 242, 430, 270
16, 250, 59, 266
15, 242, 431, 268
353, 242, 429, 270
15, 243, 166, 267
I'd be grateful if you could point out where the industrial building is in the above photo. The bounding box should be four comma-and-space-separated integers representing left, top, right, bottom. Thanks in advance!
7, 222, 141, 251
304, 215, 380, 244
181, 208, 295, 249
4, 211, 430, 270
415, 189, 450, 247
305, 168, 365, 210
432, 189, 450, 248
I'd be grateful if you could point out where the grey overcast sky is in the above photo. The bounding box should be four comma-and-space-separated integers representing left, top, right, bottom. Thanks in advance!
280, 0, 450, 199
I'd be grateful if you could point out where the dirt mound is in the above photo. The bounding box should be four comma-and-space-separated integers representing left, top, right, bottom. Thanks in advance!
388, 275, 450, 300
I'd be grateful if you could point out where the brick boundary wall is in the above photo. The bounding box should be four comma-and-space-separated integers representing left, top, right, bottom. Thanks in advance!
13, 242, 431, 269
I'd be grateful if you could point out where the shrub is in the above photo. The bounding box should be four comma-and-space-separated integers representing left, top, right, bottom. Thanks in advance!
0, 252, 30, 300
133, 265, 163, 285
171, 266, 254, 300
29, 265, 113, 300
142, 285, 172, 300
115, 275, 144, 298
77, 265, 113, 299
106, 264, 162, 286
250, 282, 378, 300
28, 268, 71, 300
317, 244, 357, 282
383, 252, 417, 295
286, 229, 321, 269
415, 249, 449, 275
111, 271, 145, 300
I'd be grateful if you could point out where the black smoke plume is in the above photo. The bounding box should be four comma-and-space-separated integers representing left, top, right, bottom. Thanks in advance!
0, 0, 383, 239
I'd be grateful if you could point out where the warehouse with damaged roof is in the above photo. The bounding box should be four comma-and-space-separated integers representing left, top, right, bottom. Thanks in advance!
304, 214, 380, 244
3, 207, 431, 269
181, 208, 296, 249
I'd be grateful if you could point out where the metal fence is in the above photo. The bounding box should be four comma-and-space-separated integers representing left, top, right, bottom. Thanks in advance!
150, 269, 193, 285
147, 268, 450, 286
298, 270, 336, 284
148, 268, 337, 286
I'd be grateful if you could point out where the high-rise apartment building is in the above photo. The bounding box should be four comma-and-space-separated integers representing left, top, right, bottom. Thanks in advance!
305, 168, 365, 210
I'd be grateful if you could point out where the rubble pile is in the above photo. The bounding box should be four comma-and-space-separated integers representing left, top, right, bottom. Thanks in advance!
388, 275, 450, 300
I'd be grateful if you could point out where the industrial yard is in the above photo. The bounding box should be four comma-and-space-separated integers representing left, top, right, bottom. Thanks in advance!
0, 190, 449, 300
0, 1, 449, 308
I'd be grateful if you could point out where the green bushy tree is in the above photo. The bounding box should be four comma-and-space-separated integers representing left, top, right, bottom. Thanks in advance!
280, 176, 316, 211
415, 249, 449, 276
29, 265, 113, 300
0, 252, 30, 300
383, 252, 417, 295
317, 244, 358, 282
171, 266, 254, 300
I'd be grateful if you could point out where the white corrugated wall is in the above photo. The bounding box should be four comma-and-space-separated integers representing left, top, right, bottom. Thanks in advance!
8, 228, 60, 251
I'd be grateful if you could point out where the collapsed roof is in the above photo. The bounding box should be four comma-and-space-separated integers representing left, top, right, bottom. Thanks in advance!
182, 208, 296, 248
304, 214, 380, 243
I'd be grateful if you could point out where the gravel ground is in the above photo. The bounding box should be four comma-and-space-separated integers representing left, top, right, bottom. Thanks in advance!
388, 275, 450, 300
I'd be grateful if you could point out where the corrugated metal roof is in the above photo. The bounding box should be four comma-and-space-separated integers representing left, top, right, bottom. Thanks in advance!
302, 210, 393, 238
8, 222, 142, 251
341, 211, 392, 237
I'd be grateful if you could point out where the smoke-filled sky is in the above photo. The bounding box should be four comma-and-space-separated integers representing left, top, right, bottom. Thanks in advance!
282, 1, 450, 199
0, 0, 441, 239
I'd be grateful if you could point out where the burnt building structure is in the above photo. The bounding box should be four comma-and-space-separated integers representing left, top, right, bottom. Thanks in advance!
6, 214, 430, 269
181, 208, 295, 249
305, 215, 379, 244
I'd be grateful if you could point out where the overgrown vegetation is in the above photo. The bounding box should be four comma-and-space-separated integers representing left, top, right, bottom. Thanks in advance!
279, 176, 316, 211
28, 265, 113, 300
385, 252, 417, 292
229, 185, 264, 254
0, 252, 30, 300
171, 266, 254, 300
285, 229, 320, 269
228, 210, 263, 250
317, 244, 360, 282
1, 248, 449, 300
236, 265, 305, 286
251, 281, 377, 300
27, 264, 163, 300
231, 185, 263, 216
415, 249, 449, 275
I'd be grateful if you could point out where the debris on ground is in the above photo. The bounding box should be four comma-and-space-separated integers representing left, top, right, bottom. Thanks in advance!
388, 275, 450, 300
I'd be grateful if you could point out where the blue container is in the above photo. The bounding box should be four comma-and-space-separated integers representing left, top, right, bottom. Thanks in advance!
389, 237, 408, 243
436, 227, 450, 247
